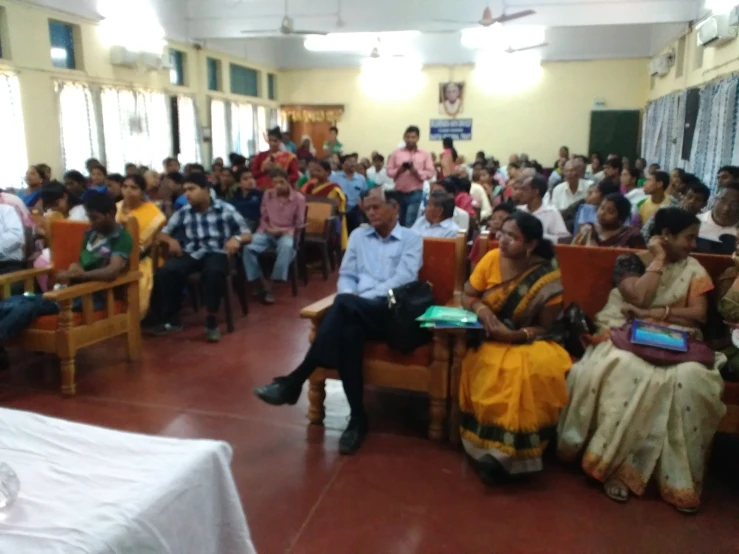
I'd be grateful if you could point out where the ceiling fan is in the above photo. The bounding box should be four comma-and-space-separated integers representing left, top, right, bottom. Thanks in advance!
241, 0, 328, 37
433, 2, 536, 27
504, 42, 548, 54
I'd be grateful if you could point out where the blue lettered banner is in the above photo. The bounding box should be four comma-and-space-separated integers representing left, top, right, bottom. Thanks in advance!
429, 119, 473, 141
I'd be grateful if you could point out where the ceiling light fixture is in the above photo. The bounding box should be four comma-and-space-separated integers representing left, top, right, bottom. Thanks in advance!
304, 31, 420, 53
461, 25, 545, 52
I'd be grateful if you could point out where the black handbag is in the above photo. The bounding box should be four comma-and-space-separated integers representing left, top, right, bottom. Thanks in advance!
386, 281, 435, 355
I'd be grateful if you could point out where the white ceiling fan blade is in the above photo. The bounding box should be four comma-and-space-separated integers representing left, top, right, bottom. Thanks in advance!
291, 30, 328, 35
431, 18, 478, 25
493, 9, 536, 24
506, 41, 548, 53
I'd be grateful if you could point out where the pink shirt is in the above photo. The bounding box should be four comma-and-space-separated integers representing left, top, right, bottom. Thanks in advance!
257, 189, 306, 236
0, 192, 32, 228
386, 147, 436, 193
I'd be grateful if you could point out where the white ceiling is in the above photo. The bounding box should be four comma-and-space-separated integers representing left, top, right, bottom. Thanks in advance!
33, 0, 711, 68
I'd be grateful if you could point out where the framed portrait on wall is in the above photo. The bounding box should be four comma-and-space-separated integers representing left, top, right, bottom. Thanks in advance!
439, 82, 464, 118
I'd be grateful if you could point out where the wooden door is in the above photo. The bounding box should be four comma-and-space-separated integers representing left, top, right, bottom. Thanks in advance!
290, 122, 333, 159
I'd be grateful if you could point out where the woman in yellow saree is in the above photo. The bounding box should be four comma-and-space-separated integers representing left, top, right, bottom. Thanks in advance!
301, 159, 348, 250
116, 174, 166, 316
460, 211, 571, 483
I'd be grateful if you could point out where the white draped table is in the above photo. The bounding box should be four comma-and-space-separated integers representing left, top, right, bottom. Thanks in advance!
0, 408, 256, 554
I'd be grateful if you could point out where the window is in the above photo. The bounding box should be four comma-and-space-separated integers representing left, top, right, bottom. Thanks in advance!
56, 81, 102, 172
101, 87, 172, 171
170, 49, 185, 86
675, 36, 686, 79
207, 57, 221, 91
176, 95, 202, 164
230, 64, 259, 97
49, 20, 76, 70
267, 73, 276, 100
230, 102, 256, 156
0, 74, 29, 189
0, 7, 7, 59
210, 99, 229, 161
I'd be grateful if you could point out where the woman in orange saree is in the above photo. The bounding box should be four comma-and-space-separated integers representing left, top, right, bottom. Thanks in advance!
301, 160, 348, 249
459, 211, 571, 484
251, 127, 300, 189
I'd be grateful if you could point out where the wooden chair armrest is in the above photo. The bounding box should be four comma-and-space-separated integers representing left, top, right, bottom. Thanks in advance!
0, 267, 53, 286
300, 294, 336, 319
42, 271, 142, 302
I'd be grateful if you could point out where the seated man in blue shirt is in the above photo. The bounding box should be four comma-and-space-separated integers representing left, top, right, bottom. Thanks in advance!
254, 187, 423, 454
411, 191, 460, 238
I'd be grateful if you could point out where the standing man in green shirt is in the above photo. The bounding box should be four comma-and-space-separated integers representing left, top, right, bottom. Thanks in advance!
322, 126, 343, 156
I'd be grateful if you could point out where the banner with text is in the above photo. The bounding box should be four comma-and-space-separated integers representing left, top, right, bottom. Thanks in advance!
429, 119, 473, 141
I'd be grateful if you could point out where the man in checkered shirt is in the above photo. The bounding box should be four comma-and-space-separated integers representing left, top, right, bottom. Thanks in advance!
144, 172, 252, 342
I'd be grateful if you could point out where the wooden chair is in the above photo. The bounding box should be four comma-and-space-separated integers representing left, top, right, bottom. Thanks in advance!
299, 231, 468, 441
0, 219, 142, 396
303, 199, 338, 281
258, 207, 308, 296
305, 195, 343, 271
453, 241, 739, 438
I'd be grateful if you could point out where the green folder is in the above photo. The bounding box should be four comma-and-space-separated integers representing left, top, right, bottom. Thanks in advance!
416, 306, 478, 324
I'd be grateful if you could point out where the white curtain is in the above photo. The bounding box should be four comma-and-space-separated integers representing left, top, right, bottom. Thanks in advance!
101, 87, 172, 172
56, 81, 102, 173
210, 98, 229, 162
230, 102, 256, 156
176, 95, 202, 164
0, 74, 29, 189
256, 105, 268, 152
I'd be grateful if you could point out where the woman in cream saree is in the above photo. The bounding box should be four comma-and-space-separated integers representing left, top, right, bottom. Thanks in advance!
557, 208, 726, 512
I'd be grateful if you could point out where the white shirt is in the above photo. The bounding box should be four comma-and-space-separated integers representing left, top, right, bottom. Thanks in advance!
367, 166, 394, 191
453, 207, 470, 231
548, 179, 592, 210
0, 204, 24, 262
470, 183, 492, 220
68, 204, 89, 222
411, 217, 460, 239
698, 211, 737, 243
624, 187, 647, 208
519, 204, 570, 243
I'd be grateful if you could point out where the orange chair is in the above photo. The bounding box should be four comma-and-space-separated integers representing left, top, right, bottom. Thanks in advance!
0, 219, 142, 395
299, 231, 467, 440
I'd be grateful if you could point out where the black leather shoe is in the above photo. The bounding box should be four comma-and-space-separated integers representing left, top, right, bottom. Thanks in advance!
253, 378, 301, 406
339, 419, 368, 455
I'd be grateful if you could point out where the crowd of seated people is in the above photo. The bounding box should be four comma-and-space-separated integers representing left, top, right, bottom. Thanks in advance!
4, 127, 739, 516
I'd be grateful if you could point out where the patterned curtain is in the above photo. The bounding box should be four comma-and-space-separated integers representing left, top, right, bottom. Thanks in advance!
210, 98, 229, 163
56, 81, 102, 173
0, 73, 29, 189
100, 87, 172, 172
176, 95, 202, 165
230, 102, 256, 156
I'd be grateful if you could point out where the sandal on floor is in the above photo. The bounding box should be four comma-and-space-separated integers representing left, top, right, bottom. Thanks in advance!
604, 478, 629, 503
676, 506, 699, 515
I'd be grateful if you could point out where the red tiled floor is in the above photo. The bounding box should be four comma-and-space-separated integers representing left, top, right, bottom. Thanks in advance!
3, 274, 739, 554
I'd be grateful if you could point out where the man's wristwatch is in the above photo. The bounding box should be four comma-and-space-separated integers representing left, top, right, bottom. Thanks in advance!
232, 235, 242, 244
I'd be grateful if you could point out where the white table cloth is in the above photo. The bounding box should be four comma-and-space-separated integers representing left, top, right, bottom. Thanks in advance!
0, 408, 256, 554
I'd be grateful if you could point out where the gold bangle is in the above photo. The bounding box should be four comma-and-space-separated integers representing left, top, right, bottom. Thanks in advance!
522, 328, 533, 342
662, 306, 671, 321
475, 304, 487, 316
